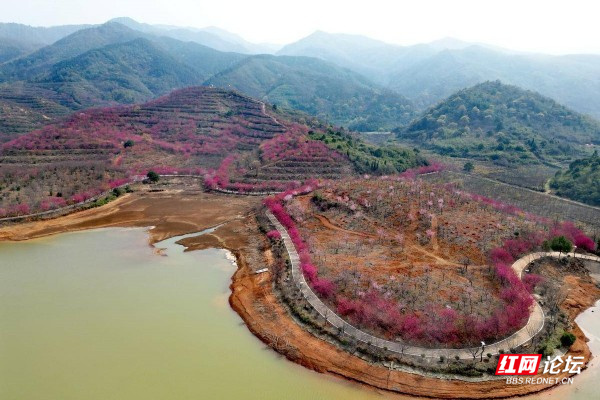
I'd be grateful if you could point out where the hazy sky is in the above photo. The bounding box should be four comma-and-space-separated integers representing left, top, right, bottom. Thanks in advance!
2, 0, 599, 54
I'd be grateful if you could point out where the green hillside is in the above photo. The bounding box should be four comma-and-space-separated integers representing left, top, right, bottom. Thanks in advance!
309, 128, 427, 174
0, 22, 144, 81
549, 151, 600, 206
153, 37, 246, 77
396, 81, 600, 166
36, 38, 202, 105
205, 55, 415, 131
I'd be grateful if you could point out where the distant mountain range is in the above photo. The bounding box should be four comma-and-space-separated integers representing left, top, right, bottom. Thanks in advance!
278, 31, 600, 120
107, 17, 280, 54
0, 22, 91, 46
1, 18, 599, 142
0, 18, 275, 56
0, 21, 415, 138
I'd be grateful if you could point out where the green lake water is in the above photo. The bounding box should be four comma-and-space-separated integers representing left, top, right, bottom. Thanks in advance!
0, 227, 597, 399
0, 228, 386, 400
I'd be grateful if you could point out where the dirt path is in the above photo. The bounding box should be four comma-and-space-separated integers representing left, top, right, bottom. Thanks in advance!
260, 102, 282, 127
314, 214, 375, 238
408, 243, 460, 266
231, 246, 594, 398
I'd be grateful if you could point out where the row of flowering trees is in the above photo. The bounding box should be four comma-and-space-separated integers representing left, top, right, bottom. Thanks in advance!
0, 171, 139, 218
264, 180, 338, 300
465, 192, 596, 252
0, 186, 108, 218
550, 221, 596, 252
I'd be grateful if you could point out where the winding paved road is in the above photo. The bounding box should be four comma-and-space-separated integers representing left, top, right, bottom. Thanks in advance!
266, 211, 600, 359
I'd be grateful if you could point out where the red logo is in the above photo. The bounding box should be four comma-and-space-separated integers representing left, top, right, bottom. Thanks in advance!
495, 354, 542, 375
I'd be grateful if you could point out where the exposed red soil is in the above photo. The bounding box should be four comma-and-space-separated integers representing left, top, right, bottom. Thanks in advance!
293, 190, 509, 332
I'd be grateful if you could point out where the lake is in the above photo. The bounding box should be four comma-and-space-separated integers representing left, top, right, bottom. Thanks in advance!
0, 227, 597, 399
0, 228, 385, 400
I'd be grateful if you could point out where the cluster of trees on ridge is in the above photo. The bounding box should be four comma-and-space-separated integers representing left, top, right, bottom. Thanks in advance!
309, 128, 427, 174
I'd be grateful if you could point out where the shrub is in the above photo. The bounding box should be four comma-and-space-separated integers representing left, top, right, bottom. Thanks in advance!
301, 263, 318, 283
313, 278, 336, 299
537, 343, 555, 358
523, 274, 544, 293
146, 171, 160, 183
574, 234, 596, 252
560, 332, 576, 347
489, 247, 514, 264
548, 236, 573, 253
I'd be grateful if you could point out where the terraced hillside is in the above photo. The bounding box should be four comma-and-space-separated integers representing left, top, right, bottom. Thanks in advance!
0, 86, 381, 216
229, 132, 354, 189
0, 83, 74, 141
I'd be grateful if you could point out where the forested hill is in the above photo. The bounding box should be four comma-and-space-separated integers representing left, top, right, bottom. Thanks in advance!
550, 151, 600, 206
396, 81, 600, 166
205, 54, 416, 131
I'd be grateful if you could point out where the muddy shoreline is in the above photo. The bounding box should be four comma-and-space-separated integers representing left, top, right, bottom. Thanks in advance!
0, 189, 596, 399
